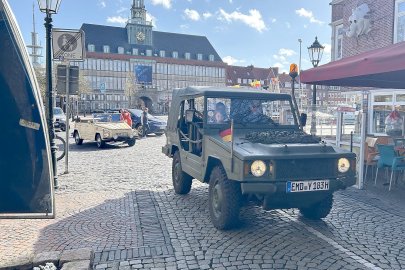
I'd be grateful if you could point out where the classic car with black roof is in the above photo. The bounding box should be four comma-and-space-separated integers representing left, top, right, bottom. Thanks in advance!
162, 86, 356, 230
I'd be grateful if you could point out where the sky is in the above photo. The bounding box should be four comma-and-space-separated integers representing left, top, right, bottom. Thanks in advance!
7, 0, 332, 73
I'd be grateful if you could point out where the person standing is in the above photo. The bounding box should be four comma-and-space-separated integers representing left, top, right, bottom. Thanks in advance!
120, 109, 133, 128
141, 107, 149, 138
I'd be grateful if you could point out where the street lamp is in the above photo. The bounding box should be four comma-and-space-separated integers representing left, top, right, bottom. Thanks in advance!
37, 0, 62, 188
298, 38, 302, 110
307, 37, 324, 135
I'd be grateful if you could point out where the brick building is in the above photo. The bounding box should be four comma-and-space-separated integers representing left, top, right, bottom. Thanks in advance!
330, 0, 405, 134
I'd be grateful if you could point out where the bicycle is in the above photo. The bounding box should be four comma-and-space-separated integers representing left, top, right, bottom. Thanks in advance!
54, 134, 66, 161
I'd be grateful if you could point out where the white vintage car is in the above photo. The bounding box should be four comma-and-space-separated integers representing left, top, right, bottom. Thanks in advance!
73, 113, 137, 148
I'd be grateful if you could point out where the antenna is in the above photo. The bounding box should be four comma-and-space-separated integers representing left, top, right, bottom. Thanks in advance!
27, 1, 43, 66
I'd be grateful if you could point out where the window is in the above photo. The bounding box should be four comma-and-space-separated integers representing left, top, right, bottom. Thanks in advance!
146, 49, 152, 56
88, 44, 95, 52
197, 53, 203, 60
395, 0, 405, 43
159, 50, 165, 57
103, 45, 110, 53
172, 51, 178, 58
185, 52, 190, 60
132, 48, 138, 55
334, 24, 343, 60
118, 47, 124, 54
209, 54, 214, 61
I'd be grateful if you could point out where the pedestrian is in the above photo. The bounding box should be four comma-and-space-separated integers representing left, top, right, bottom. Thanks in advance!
120, 109, 133, 128
141, 107, 149, 138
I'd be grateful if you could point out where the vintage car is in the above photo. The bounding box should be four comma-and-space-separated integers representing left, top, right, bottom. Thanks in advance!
162, 87, 357, 230
73, 113, 137, 148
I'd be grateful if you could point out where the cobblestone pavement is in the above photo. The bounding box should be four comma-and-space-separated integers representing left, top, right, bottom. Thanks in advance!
1, 133, 405, 269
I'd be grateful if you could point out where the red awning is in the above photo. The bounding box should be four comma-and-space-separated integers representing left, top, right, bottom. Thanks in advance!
301, 41, 405, 89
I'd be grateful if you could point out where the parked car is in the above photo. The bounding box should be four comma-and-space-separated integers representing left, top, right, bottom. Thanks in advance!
73, 113, 137, 148
127, 109, 167, 137
53, 107, 66, 131
162, 86, 356, 230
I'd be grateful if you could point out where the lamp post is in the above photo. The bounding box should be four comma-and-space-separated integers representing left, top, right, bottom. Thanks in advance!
298, 38, 302, 110
307, 37, 324, 135
37, 0, 62, 188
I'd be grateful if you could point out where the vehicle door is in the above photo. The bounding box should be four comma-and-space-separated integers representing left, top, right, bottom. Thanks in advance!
178, 97, 204, 179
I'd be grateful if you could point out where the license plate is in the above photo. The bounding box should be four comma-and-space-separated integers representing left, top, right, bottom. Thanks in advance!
286, 180, 329, 193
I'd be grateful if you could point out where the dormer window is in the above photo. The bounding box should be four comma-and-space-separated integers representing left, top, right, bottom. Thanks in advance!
172, 51, 178, 58
209, 54, 214, 61
88, 44, 95, 52
185, 52, 190, 60
197, 53, 203, 60
103, 45, 110, 53
146, 49, 152, 56
118, 47, 124, 54
159, 50, 165, 57
132, 48, 138, 55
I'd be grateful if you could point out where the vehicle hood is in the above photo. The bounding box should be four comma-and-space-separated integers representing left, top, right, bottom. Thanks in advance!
210, 130, 355, 160
94, 122, 131, 130
53, 115, 66, 121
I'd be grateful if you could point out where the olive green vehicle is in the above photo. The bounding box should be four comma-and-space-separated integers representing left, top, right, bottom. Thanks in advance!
162, 86, 356, 230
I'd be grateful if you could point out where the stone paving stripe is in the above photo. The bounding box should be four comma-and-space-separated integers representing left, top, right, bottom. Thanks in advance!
277, 210, 383, 270
94, 245, 175, 263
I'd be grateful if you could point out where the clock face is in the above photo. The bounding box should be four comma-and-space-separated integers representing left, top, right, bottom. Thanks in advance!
136, 31, 145, 42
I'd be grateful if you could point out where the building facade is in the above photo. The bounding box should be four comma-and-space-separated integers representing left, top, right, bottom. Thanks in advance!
330, 0, 405, 135
74, 0, 226, 113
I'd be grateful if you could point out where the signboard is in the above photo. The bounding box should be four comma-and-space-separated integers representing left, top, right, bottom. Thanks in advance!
52, 29, 85, 61
57, 65, 79, 94
134, 65, 152, 84
0, 0, 54, 218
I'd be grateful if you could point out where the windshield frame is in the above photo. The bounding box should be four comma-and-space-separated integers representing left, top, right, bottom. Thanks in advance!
92, 113, 123, 123
204, 95, 300, 128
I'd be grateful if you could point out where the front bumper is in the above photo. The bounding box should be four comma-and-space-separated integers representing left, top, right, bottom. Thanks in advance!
241, 176, 356, 209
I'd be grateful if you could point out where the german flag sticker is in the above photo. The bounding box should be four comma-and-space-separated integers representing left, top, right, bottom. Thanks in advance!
220, 128, 232, 142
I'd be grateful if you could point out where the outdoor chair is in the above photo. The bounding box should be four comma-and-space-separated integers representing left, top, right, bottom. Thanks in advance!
364, 140, 379, 181
374, 144, 405, 191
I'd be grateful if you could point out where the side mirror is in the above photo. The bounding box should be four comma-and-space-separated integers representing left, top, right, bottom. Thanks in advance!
185, 109, 195, 123
300, 113, 307, 127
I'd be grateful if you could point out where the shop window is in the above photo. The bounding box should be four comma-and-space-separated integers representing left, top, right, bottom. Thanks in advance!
397, 94, 405, 101
374, 95, 393, 102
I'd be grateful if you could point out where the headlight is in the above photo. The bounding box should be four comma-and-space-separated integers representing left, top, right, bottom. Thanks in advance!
251, 160, 266, 177
338, 158, 350, 173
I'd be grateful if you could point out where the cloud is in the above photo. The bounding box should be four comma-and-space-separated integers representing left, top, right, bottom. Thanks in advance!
146, 13, 157, 28
273, 62, 286, 72
323, 43, 332, 54
107, 16, 127, 25
223, 56, 245, 65
151, 0, 172, 9
285, 22, 291, 29
184, 9, 201, 21
203, 12, 212, 19
279, 48, 296, 57
272, 48, 297, 72
295, 8, 324, 24
218, 9, 267, 33
116, 7, 128, 14
99, 0, 106, 8
271, 18, 277, 23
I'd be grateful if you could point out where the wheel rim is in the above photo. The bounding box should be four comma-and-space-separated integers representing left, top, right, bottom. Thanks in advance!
212, 181, 223, 218
137, 126, 144, 137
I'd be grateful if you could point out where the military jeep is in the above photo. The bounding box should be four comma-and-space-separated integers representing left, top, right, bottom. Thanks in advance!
162, 87, 356, 230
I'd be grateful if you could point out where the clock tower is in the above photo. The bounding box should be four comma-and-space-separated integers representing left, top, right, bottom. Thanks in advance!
126, 0, 153, 45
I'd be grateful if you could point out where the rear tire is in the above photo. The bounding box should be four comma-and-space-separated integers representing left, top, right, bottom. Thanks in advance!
137, 125, 145, 137
172, 151, 192, 194
96, 134, 105, 148
208, 165, 242, 230
299, 194, 333, 219
74, 131, 83, 145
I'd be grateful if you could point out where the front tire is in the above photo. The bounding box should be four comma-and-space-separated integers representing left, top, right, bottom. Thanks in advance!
96, 134, 105, 148
74, 131, 83, 145
127, 138, 136, 147
172, 151, 192, 194
299, 194, 333, 219
208, 165, 242, 230
137, 125, 145, 137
